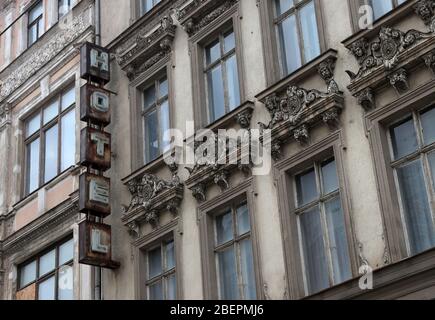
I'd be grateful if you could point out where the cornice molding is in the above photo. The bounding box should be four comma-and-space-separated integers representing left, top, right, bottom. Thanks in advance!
258, 53, 343, 161
122, 171, 184, 237
0, 2, 93, 103
114, 15, 176, 81
345, 0, 435, 111
2, 200, 79, 256
176, 0, 239, 36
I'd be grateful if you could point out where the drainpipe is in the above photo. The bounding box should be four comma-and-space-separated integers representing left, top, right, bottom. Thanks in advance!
93, 0, 102, 301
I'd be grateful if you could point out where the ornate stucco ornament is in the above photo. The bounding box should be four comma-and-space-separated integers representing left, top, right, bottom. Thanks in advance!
115, 15, 176, 80
259, 86, 332, 131
0, 5, 92, 103
346, 26, 434, 80
347, 0, 435, 82
124, 173, 182, 213
176, 0, 238, 36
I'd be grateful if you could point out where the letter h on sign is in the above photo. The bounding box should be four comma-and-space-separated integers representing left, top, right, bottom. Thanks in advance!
80, 42, 111, 85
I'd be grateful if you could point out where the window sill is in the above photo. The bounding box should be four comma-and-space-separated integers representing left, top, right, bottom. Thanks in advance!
305, 246, 435, 300
13, 164, 80, 211
122, 154, 167, 185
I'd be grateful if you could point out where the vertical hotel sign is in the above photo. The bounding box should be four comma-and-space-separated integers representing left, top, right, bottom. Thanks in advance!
78, 42, 119, 269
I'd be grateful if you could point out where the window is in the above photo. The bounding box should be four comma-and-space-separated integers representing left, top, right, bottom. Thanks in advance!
145, 239, 176, 300
18, 238, 74, 300
274, 0, 321, 76
58, 0, 73, 19
368, 0, 407, 21
204, 29, 241, 124
142, 76, 170, 164
388, 106, 435, 256
24, 86, 76, 195
28, 1, 44, 47
294, 158, 352, 295
140, 0, 161, 16
214, 202, 256, 300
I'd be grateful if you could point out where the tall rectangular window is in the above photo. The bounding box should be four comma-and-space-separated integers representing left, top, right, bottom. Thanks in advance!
389, 106, 435, 256
18, 238, 74, 300
142, 76, 170, 164
145, 239, 176, 300
58, 0, 73, 19
274, 0, 321, 76
294, 158, 352, 295
214, 202, 256, 300
140, 0, 162, 16
24, 86, 76, 195
369, 0, 407, 21
204, 29, 241, 124
28, 1, 44, 47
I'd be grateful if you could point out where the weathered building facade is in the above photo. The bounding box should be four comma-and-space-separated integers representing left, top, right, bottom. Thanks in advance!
2, 0, 435, 300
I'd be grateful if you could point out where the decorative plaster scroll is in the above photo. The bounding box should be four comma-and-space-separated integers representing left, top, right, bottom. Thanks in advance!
176, 0, 238, 36
346, 0, 435, 81
0, 7, 92, 103
258, 86, 334, 131
124, 173, 182, 214
115, 15, 176, 80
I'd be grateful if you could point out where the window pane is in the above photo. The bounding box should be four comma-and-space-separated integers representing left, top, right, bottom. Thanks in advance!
300, 1, 320, 63
61, 87, 75, 111
26, 113, 41, 137
58, 265, 74, 300
145, 110, 159, 163
58, 0, 71, 18
325, 197, 352, 285
275, 0, 294, 16
207, 65, 225, 123
205, 40, 221, 66
216, 210, 234, 245
39, 249, 56, 277
61, 109, 76, 171
429, 152, 435, 190
159, 78, 168, 99
167, 274, 176, 300
421, 107, 435, 146
20, 261, 37, 288
44, 124, 59, 183
29, 2, 43, 23
149, 281, 163, 300
217, 247, 239, 300
321, 159, 339, 195
391, 117, 418, 159
27, 138, 40, 194
159, 100, 170, 154
165, 241, 175, 271
28, 24, 38, 46
240, 239, 257, 300
148, 247, 162, 279
38, 17, 44, 38
225, 54, 240, 111
236, 203, 250, 236
296, 168, 318, 206
397, 160, 435, 255
59, 239, 74, 265
371, 0, 393, 20
299, 207, 329, 294
278, 14, 301, 75
38, 276, 55, 300
144, 85, 156, 111
43, 100, 59, 125
224, 31, 235, 53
